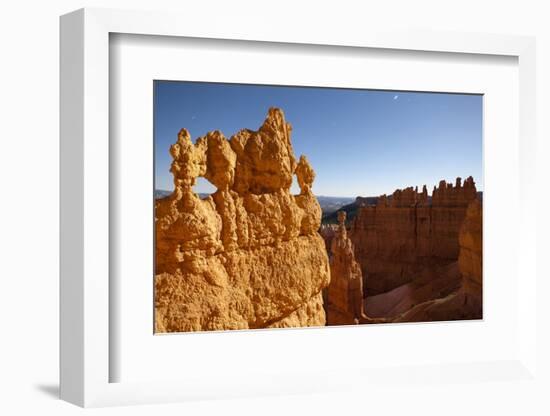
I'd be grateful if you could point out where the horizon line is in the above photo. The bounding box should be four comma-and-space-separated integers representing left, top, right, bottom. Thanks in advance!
154, 188, 484, 199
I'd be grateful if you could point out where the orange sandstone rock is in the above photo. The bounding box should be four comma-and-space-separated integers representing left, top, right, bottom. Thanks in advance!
457, 198, 482, 314
326, 212, 364, 324
391, 197, 482, 322
325, 211, 386, 325
155, 108, 330, 332
458, 198, 482, 288
350, 177, 478, 295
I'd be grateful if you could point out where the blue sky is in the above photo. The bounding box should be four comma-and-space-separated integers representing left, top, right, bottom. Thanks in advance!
154, 81, 482, 197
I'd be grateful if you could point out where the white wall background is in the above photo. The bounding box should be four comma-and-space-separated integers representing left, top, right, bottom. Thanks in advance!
0, 1, 548, 415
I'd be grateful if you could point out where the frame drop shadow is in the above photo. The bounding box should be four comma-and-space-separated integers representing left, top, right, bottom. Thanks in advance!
34, 383, 59, 399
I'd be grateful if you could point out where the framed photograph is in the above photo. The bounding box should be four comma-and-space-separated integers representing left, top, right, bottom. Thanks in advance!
60, 8, 538, 407
152, 80, 483, 333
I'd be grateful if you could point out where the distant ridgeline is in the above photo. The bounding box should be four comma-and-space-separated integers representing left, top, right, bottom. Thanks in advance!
155, 189, 214, 200
155, 189, 355, 216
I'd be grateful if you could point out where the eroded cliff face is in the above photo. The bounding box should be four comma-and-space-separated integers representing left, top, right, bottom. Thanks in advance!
392, 198, 482, 322
350, 177, 478, 295
458, 198, 482, 289
457, 198, 482, 314
155, 108, 330, 332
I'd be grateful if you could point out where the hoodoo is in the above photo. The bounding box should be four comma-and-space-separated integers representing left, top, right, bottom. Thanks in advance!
326, 211, 365, 325
155, 108, 330, 332
326, 211, 387, 325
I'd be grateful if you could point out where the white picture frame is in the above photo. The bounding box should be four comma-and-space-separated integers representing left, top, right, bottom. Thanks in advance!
60, 7, 538, 407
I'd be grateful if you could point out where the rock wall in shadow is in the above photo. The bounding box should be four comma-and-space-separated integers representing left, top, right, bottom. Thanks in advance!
350, 177, 478, 296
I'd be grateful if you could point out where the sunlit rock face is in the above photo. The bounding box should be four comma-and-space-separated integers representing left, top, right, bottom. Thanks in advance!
349, 177, 478, 296
155, 108, 330, 333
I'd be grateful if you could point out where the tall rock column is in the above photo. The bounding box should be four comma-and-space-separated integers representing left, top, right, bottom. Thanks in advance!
326, 211, 369, 324
457, 198, 482, 315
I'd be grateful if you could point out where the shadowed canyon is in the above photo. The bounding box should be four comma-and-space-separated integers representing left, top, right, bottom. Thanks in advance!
155, 108, 482, 332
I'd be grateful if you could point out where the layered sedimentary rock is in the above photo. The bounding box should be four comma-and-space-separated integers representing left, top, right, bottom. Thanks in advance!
457, 198, 483, 315
325, 211, 386, 325
326, 211, 365, 325
350, 177, 478, 295
155, 108, 330, 332
392, 198, 482, 322
458, 199, 482, 289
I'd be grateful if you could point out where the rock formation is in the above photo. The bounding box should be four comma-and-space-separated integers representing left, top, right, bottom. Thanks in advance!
457, 198, 483, 315
326, 211, 365, 324
319, 223, 338, 252
350, 177, 478, 295
391, 198, 482, 322
325, 212, 385, 325
155, 108, 330, 332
